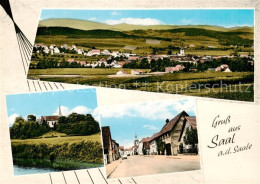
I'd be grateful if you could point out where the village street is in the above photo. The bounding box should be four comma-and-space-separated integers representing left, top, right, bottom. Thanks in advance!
108, 155, 200, 178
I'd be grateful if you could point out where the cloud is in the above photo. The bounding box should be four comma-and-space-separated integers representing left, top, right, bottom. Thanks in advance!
88, 17, 96, 21
97, 99, 195, 121
105, 18, 163, 25
53, 106, 92, 116
180, 18, 195, 25
121, 139, 134, 148
8, 113, 20, 126
111, 11, 120, 16
143, 124, 158, 130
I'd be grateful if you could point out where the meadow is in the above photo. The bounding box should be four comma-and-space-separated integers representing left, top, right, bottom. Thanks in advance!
11, 132, 102, 145
28, 69, 254, 101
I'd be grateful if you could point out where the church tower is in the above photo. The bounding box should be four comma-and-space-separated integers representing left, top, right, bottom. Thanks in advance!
134, 133, 139, 147
179, 42, 185, 56
58, 105, 62, 117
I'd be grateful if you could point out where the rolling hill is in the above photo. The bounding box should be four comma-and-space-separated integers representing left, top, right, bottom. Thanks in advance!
38, 18, 254, 33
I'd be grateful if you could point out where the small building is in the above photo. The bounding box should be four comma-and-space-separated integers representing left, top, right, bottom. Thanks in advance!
124, 147, 134, 156
53, 47, 60, 54
119, 146, 124, 157
208, 68, 216, 71
91, 49, 101, 55
116, 71, 128, 75
165, 65, 185, 73
131, 70, 144, 75
101, 49, 111, 55
128, 56, 140, 61
215, 67, 222, 71
223, 68, 232, 72
220, 64, 229, 70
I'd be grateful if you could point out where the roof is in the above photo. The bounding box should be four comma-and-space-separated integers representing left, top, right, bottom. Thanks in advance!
124, 147, 133, 151
159, 111, 188, 135
185, 116, 197, 129
119, 146, 124, 150
149, 111, 189, 141
102, 126, 111, 150
41, 116, 59, 121
140, 137, 151, 143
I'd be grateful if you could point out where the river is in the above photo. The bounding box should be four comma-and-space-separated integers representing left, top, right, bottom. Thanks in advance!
13, 165, 56, 176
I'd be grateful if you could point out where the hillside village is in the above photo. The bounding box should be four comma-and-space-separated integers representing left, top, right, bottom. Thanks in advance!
102, 111, 198, 165
32, 42, 254, 75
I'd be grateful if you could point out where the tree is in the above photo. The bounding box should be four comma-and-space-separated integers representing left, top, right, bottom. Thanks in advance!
184, 127, 198, 153
27, 114, 36, 122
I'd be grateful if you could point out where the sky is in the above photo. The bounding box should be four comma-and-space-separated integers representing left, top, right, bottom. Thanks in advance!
40, 9, 254, 27
98, 98, 196, 148
6, 88, 98, 127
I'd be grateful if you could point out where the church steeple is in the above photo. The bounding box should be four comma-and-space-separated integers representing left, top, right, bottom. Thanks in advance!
58, 105, 62, 117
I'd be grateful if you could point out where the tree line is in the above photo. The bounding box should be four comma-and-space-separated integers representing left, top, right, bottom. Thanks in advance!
10, 113, 100, 139
122, 57, 254, 72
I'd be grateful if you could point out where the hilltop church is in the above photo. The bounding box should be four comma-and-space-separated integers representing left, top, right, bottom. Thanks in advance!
39, 106, 62, 128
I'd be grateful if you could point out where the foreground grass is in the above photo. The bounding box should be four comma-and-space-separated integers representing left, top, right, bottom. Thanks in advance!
11, 133, 101, 145
28, 69, 254, 101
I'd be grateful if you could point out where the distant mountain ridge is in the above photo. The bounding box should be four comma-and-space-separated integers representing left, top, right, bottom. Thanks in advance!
39, 18, 254, 32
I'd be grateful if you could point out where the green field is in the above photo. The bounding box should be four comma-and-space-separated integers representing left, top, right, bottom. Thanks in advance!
28, 69, 254, 101
11, 132, 102, 145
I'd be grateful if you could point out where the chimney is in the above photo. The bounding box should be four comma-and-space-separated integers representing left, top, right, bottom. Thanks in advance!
166, 119, 169, 124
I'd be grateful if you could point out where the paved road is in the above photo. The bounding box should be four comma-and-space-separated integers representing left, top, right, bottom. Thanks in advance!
109, 155, 200, 178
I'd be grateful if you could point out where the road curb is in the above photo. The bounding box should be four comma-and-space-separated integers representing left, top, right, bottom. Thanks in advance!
107, 160, 122, 178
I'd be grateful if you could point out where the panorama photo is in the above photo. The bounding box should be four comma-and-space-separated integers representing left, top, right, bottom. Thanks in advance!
6, 89, 104, 175
28, 9, 254, 101
99, 99, 200, 178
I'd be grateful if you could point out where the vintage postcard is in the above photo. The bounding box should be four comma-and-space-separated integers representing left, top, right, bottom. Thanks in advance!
99, 98, 201, 178
27, 9, 254, 102
5, 89, 104, 175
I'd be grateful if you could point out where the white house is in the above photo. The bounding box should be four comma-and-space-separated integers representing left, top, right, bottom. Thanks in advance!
124, 147, 134, 156
77, 49, 83, 54
116, 71, 128, 75
111, 51, 119, 57
53, 47, 60, 54
101, 49, 111, 55
223, 68, 232, 72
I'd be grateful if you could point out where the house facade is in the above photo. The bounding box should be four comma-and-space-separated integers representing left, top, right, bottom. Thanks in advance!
102, 126, 113, 164
139, 111, 198, 156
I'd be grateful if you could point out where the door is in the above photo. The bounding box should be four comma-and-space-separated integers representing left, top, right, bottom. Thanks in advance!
166, 143, 172, 155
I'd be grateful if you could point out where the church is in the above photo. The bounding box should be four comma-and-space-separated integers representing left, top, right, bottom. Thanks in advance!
177, 42, 185, 56
40, 106, 62, 128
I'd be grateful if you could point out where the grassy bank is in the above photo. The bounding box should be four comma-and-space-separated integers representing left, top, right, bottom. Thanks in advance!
12, 140, 103, 164
14, 158, 103, 171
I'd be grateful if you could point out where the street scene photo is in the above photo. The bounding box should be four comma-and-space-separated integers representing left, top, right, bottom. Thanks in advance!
6, 89, 104, 175
99, 99, 200, 178
27, 9, 254, 101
